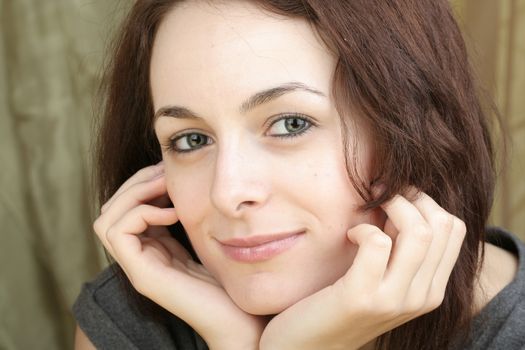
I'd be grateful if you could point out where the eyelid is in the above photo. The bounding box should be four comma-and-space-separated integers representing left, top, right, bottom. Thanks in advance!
161, 113, 316, 153
169, 129, 212, 142
163, 112, 314, 137
264, 112, 316, 135
162, 129, 214, 154
264, 112, 312, 127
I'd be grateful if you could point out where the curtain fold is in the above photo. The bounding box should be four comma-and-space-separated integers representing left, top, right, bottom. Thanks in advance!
453, 0, 525, 234
0, 1, 523, 349
0, 1, 125, 348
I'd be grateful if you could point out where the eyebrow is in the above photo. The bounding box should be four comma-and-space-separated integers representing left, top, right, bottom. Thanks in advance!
153, 81, 326, 121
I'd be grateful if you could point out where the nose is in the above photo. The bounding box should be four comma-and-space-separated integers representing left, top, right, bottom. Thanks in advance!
210, 140, 270, 218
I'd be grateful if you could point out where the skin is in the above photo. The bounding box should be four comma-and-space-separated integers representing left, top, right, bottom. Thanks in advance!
82, 1, 518, 350
150, 0, 383, 315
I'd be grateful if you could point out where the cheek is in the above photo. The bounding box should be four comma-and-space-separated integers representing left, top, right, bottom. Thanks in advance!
288, 139, 375, 238
165, 166, 211, 233
299, 148, 364, 213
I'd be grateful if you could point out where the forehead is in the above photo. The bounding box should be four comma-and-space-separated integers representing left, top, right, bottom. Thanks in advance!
149, 0, 336, 111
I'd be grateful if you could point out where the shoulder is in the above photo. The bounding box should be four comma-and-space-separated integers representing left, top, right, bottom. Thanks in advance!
72, 264, 206, 350
72, 264, 147, 349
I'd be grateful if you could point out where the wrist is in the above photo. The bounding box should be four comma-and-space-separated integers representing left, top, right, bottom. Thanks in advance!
208, 337, 259, 350
206, 329, 262, 350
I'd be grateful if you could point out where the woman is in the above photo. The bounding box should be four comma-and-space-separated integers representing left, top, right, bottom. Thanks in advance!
74, 0, 524, 349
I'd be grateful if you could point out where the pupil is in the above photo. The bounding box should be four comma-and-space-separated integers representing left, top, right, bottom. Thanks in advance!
286, 118, 304, 132
189, 134, 204, 146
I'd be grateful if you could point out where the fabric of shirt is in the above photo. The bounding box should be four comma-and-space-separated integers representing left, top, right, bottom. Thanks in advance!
453, 227, 525, 349
73, 227, 525, 350
73, 266, 208, 350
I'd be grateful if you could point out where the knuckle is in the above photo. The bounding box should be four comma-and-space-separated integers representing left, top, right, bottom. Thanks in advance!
138, 165, 163, 181
137, 165, 157, 178
357, 225, 391, 248
92, 217, 104, 236
431, 212, 454, 233
135, 204, 154, 219
427, 290, 446, 311
379, 299, 402, 318
136, 203, 151, 212
369, 233, 392, 249
354, 223, 381, 236
132, 203, 149, 213
347, 295, 376, 315
403, 296, 426, 314
122, 183, 143, 201
350, 292, 404, 318
105, 226, 117, 244
413, 223, 433, 244
453, 217, 467, 236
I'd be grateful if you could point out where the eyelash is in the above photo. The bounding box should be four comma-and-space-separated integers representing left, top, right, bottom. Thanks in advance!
162, 113, 316, 154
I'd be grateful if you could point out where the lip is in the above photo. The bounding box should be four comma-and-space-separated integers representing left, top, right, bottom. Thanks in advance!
218, 230, 305, 263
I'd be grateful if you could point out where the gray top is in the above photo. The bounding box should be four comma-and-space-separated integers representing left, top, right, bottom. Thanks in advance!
456, 227, 525, 349
73, 227, 525, 349
72, 265, 207, 350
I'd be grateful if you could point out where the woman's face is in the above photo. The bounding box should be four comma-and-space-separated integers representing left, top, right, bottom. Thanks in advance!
151, 0, 383, 315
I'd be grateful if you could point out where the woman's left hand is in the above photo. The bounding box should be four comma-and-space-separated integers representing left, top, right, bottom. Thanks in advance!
259, 191, 466, 350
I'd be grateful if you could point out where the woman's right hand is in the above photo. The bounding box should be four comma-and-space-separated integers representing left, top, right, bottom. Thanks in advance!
93, 162, 268, 350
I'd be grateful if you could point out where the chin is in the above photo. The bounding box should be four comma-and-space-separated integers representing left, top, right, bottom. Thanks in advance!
226, 276, 320, 315
236, 294, 294, 315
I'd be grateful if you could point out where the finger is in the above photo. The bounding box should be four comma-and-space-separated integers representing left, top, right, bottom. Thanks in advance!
381, 194, 433, 295
101, 162, 164, 213
140, 236, 217, 287
155, 234, 193, 262
343, 224, 392, 293
430, 217, 466, 296
407, 193, 454, 293
96, 174, 168, 237
383, 217, 399, 240
106, 206, 178, 270
138, 236, 173, 264
153, 235, 219, 286
101, 167, 165, 214
93, 218, 117, 259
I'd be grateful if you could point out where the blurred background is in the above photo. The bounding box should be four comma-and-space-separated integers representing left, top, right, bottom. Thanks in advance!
0, 0, 524, 349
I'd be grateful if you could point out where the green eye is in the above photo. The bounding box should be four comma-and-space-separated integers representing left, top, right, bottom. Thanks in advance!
166, 114, 313, 154
172, 133, 212, 152
285, 117, 307, 132
268, 115, 312, 136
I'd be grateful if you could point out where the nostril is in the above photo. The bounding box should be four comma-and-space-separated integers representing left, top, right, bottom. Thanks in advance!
237, 200, 257, 210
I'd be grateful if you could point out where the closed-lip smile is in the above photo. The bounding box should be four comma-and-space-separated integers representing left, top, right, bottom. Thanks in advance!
218, 230, 305, 262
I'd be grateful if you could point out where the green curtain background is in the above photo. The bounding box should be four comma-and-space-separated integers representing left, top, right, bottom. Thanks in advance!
1, 1, 524, 349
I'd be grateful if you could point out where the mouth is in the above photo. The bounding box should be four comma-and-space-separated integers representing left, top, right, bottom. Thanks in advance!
218, 230, 305, 263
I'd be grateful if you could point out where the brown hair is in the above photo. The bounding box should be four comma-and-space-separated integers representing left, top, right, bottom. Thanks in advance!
95, 1, 496, 349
